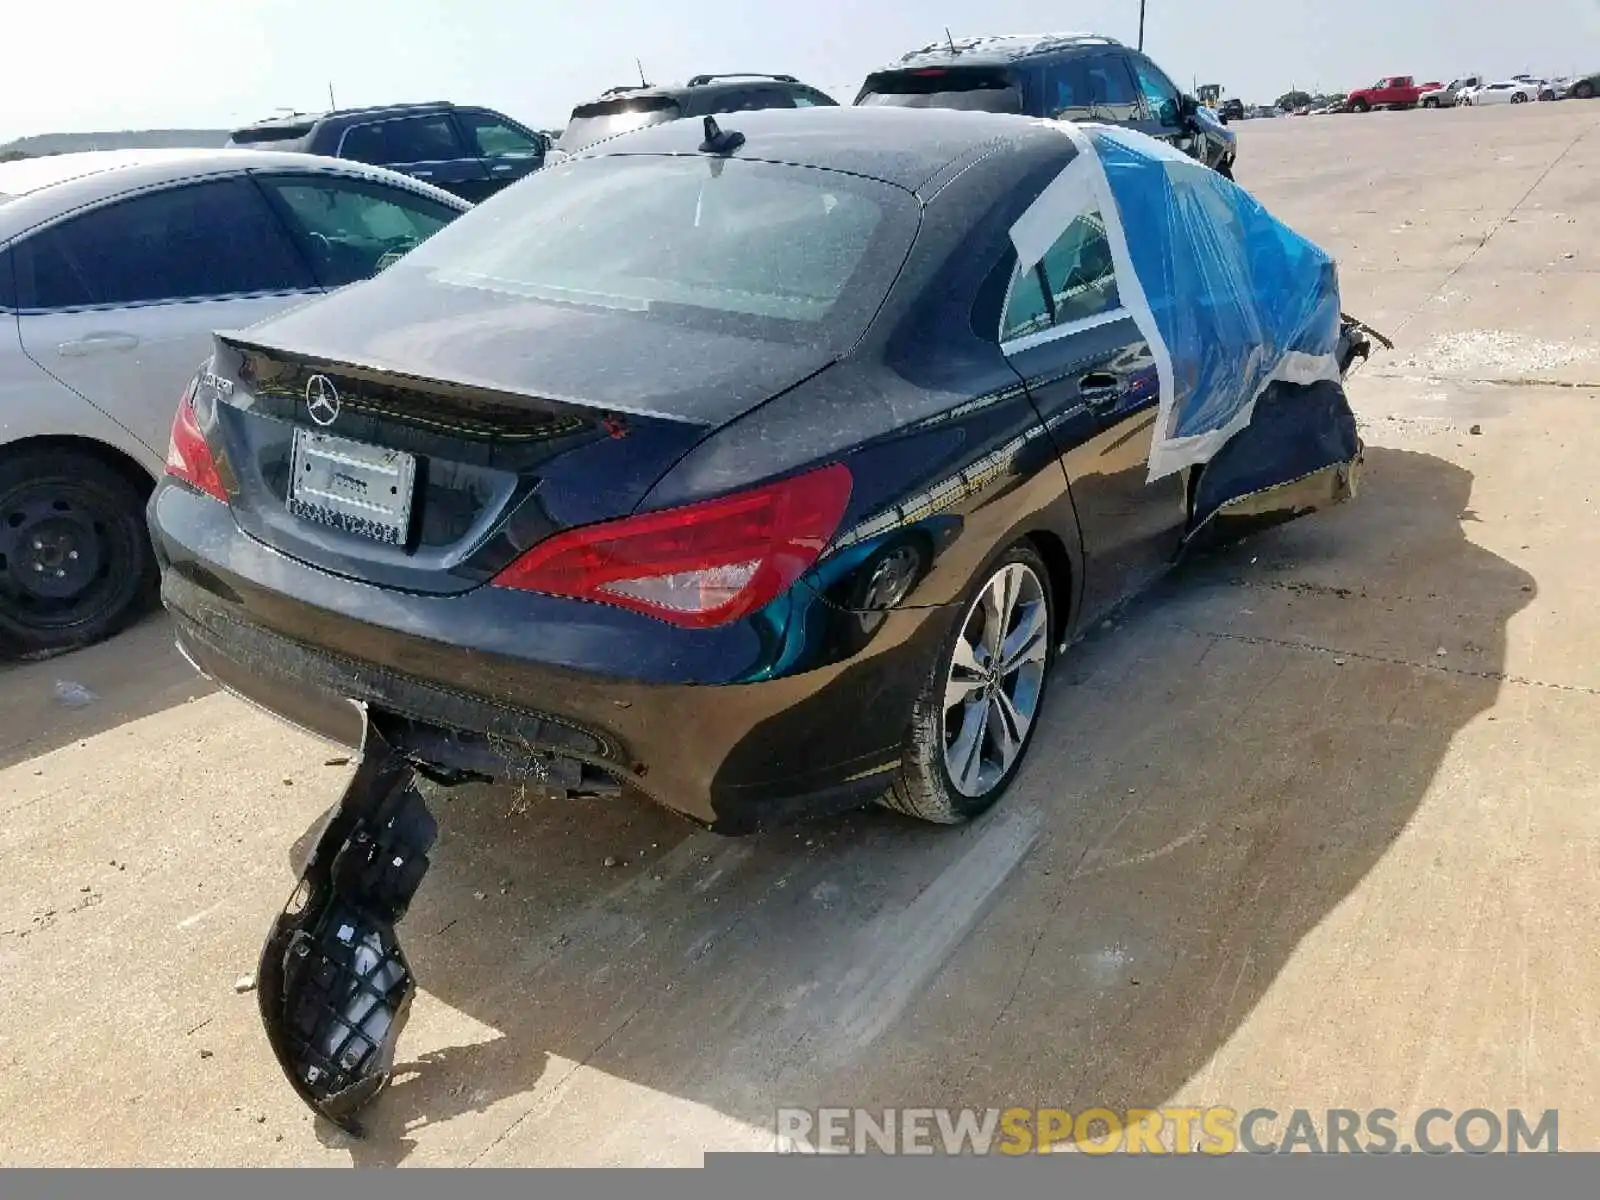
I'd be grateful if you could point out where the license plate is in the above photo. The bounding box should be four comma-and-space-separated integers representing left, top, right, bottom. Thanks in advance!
287, 428, 417, 545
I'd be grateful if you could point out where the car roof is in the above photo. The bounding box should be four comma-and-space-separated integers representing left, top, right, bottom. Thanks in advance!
0, 147, 469, 241
566, 104, 1071, 194
874, 32, 1124, 72
231, 102, 458, 133
573, 75, 816, 107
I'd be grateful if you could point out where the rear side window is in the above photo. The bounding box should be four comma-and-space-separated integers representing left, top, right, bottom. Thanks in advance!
557, 97, 682, 153
856, 67, 1026, 113
341, 115, 464, 165
257, 175, 462, 287
393, 155, 918, 346
13, 178, 313, 309
790, 88, 837, 107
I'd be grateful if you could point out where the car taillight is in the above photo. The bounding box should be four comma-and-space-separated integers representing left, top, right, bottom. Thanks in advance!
491, 463, 853, 628
164, 375, 227, 503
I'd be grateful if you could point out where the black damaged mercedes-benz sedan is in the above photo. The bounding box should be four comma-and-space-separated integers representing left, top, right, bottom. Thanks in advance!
150, 105, 1368, 836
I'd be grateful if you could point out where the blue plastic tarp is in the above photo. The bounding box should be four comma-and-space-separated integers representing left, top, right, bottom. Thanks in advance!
1041, 122, 1346, 481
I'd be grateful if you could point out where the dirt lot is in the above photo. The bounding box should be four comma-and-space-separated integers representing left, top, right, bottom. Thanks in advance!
3, 102, 1600, 1165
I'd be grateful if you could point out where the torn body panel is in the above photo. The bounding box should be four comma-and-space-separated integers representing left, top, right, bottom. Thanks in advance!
257, 710, 436, 1134
1180, 341, 1366, 556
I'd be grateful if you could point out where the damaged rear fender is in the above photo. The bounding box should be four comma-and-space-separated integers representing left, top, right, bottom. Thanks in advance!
1180, 376, 1362, 555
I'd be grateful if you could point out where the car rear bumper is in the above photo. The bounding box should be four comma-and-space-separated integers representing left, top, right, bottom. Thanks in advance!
151, 483, 944, 833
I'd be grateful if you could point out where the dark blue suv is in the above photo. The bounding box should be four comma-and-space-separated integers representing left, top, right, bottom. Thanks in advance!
227, 102, 551, 202
856, 33, 1237, 178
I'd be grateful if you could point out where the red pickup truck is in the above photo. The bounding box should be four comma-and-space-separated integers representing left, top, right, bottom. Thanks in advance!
1345, 76, 1444, 112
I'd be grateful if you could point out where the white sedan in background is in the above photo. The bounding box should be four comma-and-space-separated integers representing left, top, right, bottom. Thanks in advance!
1461, 80, 1540, 105
0, 149, 471, 656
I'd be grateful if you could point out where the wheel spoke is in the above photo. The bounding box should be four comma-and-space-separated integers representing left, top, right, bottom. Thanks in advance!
980, 568, 1016, 660
944, 668, 986, 711
949, 698, 990, 794
1000, 600, 1048, 674
989, 692, 1022, 768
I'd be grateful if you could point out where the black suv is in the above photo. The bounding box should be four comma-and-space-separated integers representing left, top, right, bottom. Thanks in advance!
555, 74, 839, 154
227, 102, 551, 202
856, 34, 1236, 177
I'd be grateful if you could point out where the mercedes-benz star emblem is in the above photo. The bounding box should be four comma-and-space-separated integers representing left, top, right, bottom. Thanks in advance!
305, 374, 341, 427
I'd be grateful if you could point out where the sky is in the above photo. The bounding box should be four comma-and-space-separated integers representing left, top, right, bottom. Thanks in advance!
5, 0, 1599, 142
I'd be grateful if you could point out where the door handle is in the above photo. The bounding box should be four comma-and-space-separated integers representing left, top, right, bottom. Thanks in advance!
1078, 372, 1123, 411
57, 332, 140, 357
490, 162, 517, 174
409, 169, 435, 179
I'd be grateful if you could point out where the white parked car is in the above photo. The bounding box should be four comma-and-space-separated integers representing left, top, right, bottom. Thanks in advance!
0, 149, 471, 655
1461, 80, 1539, 105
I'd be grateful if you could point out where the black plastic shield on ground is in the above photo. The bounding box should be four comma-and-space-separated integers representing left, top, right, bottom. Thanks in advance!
256, 710, 437, 1135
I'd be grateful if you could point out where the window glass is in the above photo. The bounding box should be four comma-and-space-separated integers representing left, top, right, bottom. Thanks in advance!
1131, 57, 1183, 127
342, 116, 462, 165
557, 97, 680, 153
259, 175, 460, 288
790, 90, 836, 107
1038, 209, 1121, 324
0, 246, 15, 309
14, 178, 312, 309
459, 112, 542, 158
705, 88, 796, 113
856, 68, 1025, 113
391, 155, 917, 344
1000, 265, 1052, 342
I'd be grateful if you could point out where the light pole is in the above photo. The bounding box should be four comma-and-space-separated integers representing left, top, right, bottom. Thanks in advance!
1138, 0, 1146, 50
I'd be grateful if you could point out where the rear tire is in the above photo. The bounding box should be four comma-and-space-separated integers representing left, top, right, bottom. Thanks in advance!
1512, 92, 1529, 104
881, 543, 1056, 825
1216, 156, 1235, 181
1422, 97, 1438, 108
0, 450, 157, 658
1577, 81, 1595, 100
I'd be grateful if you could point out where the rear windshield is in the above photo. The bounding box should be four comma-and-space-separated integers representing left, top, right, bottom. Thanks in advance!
557, 97, 681, 153
386, 154, 919, 346
229, 123, 316, 146
856, 67, 1026, 113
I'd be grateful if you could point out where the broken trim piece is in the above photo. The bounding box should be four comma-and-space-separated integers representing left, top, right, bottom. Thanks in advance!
257, 706, 437, 1135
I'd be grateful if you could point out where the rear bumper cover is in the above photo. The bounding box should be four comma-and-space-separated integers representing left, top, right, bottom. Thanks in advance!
152, 484, 932, 832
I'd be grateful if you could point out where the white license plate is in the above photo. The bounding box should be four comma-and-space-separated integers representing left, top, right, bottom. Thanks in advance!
287, 428, 417, 545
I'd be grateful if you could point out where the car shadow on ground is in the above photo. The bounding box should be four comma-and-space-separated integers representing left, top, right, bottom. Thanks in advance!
0, 612, 212, 771
275, 446, 1530, 1165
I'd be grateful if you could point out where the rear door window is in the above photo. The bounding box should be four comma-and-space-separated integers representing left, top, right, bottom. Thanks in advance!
790, 88, 838, 107
999, 206, 1123, 343
856, 67, 1027, 113
13, 178, 313, 309
256, 174, 461, 287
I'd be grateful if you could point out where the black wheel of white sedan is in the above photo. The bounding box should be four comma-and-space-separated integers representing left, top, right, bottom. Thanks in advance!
883, 543, 1055, 824
0, 450, 157, 658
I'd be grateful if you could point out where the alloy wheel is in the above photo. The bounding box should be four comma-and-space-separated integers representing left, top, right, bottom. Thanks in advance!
941, 561, 1049, 798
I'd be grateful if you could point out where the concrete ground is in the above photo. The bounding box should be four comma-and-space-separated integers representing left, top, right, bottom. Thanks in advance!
3, 101, 1600, 1165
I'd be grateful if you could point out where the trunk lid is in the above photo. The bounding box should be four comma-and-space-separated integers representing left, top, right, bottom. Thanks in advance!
205, 288, 831, 595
